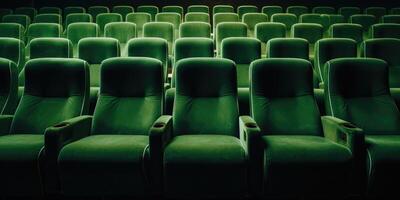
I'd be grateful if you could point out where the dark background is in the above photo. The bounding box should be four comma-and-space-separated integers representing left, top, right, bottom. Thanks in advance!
2, 0, 399, 10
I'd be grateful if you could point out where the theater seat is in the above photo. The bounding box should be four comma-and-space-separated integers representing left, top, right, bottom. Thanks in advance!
88, 6, 110, 22
313, 6, 335, 14
0, 23, 24, 40
330, 23, 363, 45
187, 5, 209, 13
216, 22, 247, 55
2, 14, 30, 29
213, 5, 234, 15
350, 14, 377, 39
67, 22, 99, 57
26, 23, 62, 44
29, 38, 73, 59
158, 58, 247, 199
55, 57, 163, 197
96, 13, 122, 36
262, 6, 283, 19
33, 14, 61, 24
371, 23, 400, 39
63, 6, 85, 22
162, 6, 184, 18
267, 38, 309, 60
0, 9, 12, 21
365, 7, 386, 22
0, 58, 18, 114
339, 7, 361, 22
0, 58, 90, 197
64, 13, 92, 35
15, 7, 36, 21
286, 6, 309, 18
179, 22, 210, 38
382, 15, 400, 23
184, 12, 209, 23
255, 22, 286, 57
291, 23, 323, 60
324, 58, 400, 198
143, 22, 174, 56
237, 5, 258, 20
126, 13, 151, 37
242, 13, 268, 37
105, 22, 136, 56
112, 5, 134, 20
38, 7, 61, 15
0, 37, 25, 73
248, 58, 355, 199
137, 5, 159, 21
271, 13, 297, 36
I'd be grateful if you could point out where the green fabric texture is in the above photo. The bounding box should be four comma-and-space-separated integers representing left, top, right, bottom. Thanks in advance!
63, 7, 86, 21
88, 6, 109, 23
29, 38, 73, 59
383, 15, 400, 23
315, 38, 357, 83
300, 14, 330, 30
326, 14, 345, 26
339, 7, 361, 22
67, 22, 99, 46
179, 22, 210, 38
112, 6, 134, 20
126, 13, 151, 34
313, 6, 335, 14
286, 6, 309, 18
65, 13, 92, 28
213, 5, 234, 15
156, 13, 181, 31
255, 22, 286, 44
96, 13, 122, 36
237, 5, 258, 19
267, 38, 309, 60
330, 23, 364, 44
222, 37, 261, 87
33, 14, 61, 24
162, 6, 183, 17
137, 6, 159, 21
292, 23, 323, 45
105, 22, 136, 44
213, 13, 239, 32
187, 5, 209, 13
271, 13, 297, 31
251, 58, 322, 135
143, 22, 174, 55
0, 23, 25, 40
242, 13, 268, 32
0, 37, 25, 73
216, 22, 247, 55
362, 38, 400, 88
173, 58, 239, 137
262, 6, 283, 19
350, 14, 377, 38
184, 13, 209, 23
371, 23, 400, 39
0, 58, 18, 115
2, 15, 31, 29
58, 135, 150, 196
262, 135, 352, 197
164, 135, 247, 198
15, 7, 37, 21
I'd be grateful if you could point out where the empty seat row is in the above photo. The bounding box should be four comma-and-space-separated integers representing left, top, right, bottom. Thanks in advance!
0, 56, 398, 199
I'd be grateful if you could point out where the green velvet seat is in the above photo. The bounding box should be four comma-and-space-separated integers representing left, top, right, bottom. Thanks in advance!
33, 14, 61, 24
162, 6, 184, 18
286, 6, 309, 18
187, 5, 209, 13
330, 23, 363, 45
270, 13, 297, 36
237, 5, 258, 20
325, 14, 346, 27
159, 57, 247, 198
242, 13, 268, 37
2, 14, 30, 29
112, 5, 134, 20
126, 13, 151, 37
216, 22, 247, 55
213, 13, 239, 34
299, 14, 330, 31
137, 6, 159, 21
313, 6, 335, 14
249, 58, 354, 198
15, 7, 36, 21
29, 38, 73, 59
179, 22, 210, 38
365, 7, 386, 22
291, 23, 323, 60
66, 22, 99, 57
0, 58, 18, 114
63, 6, 85, 22
212, 5, 234, 15
0, 37, 25, 73
39, 7, 61, 15
382, 15, 400, 23
371, 23, 400, 39
105, 22, 136, 56
267, 38, 309, 60
0, 8, 13, 22
184, 12, 209, 23
88, 6, 109, 23
26, 23, 62, 43
350, 14, 377, 39
0, 23, 25, 40
339, 7, 361, 22
261, 6, 283, 19
324, 57, 400, 198
156, 12, 181, 38
143, 22, 174, 57
65, 13, 92, 29
361, 38, 400, 88
96, 13, 122, 36
0, 58, 89, 197
56, 57, 163, 197
255, 22, 286, 57
222, 37, 260, 87
315, 38, 357, 85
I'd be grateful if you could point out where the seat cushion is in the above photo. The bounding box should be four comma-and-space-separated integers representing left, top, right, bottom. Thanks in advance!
366, 135, 400, 196
164, 135, 247, 198
58, 135, 150, 197
262, 135, 352, 197
0, 134, 44, 196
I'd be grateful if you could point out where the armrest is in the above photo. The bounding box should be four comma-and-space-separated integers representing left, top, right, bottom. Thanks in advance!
322, 116, 364, 152
44, 115, 92, 158
0, 115, 13, 135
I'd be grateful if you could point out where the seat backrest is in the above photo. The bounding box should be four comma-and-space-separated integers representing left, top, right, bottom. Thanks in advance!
291, 23, 323, 44
2, 14, 31, 29
300, 14, 329, 30
242, 13, 268, 31
179, 22, 211, 38
0, 8, 13, 21
313, 6, 335, 14
88, 6, 110, 22
112, 5, 134, 20
29, 38, 73, 59
126, 12, 151, 33
362, 38, 400, 87
96, 13, 122, 35
350, 14, 377, 32
156, 12, 181, 30
271, 13, 297, 31
315, 38, 357, 83
262, 6, 283, 19
371, 23, 400, 39
237, 5, 258, 19
0, 37, 25, 72
382, 15, 400, 23
188, 5, 209, 13
137, 6, 159, 21
213, 5, 234, 15
255, 22, 286, 44
162, 6, 184, 17
33, 14, 61, 24
365, 7, 386, 21
339, 7, 361, 22
267, 38, 309, 60
185, 12, 209, 23
10, 58, 89, 134
63, 6, 85, 21
65, 13, 92, 27
67, 22, 99, 45
105, 22, 136, 44
0, 23, 25, 40
330, 23, 363, 44
326, 14, 345, 26
0, 58, 18, 115
15, 7, 37, 21
286, 6, 309, 18
213, 13, 239, 31
216, 22, 248, 55
173, 57, 239, 137
143, 22, 174, 55
92, 57, 163, 135
39, 7, 61, 15
251, 58, 322, 135
26, 23, 62, 43
325, 58, 400, 134
78, 37, 119, 64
